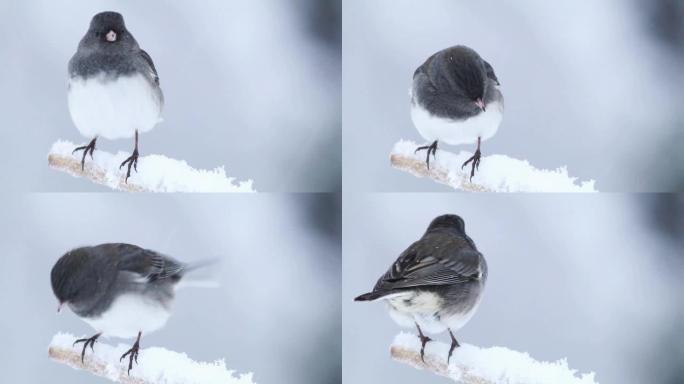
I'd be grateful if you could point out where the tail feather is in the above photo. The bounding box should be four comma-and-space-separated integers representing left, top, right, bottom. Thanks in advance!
175, 258, 221, 290
354, 291, 389, 301
175, 279, 220, 290
182, 258, 220, 274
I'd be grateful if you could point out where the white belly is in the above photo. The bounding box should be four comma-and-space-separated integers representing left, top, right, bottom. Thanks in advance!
82, 294, 171, 339
384, 291, 481, 335
68, 73, 162, 140
411, 101, 503, 145
385, 291, 446, 334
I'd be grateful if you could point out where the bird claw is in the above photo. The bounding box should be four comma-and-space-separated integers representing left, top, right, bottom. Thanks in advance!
72, 138, 97, 171
418, 334, 432, 363
73, 333, 101, 363
415, 323, 432, 363
119, 340, 140, 375
461, 149, 482, 181
447, 329, 460, 364
119, 149, 139, 183
415, 140, 438, 170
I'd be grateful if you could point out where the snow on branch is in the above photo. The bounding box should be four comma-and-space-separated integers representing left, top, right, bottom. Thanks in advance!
48, 333, 256, 384
390, 140, 597, 192
48, 140, 255, 192
390, 332, 598, 384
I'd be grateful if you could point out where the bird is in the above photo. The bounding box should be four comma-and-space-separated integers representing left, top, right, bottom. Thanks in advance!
67, 11, 163, 182
355, 214, 487, 363
410, 45, 503, 180
50, 243, 208, 374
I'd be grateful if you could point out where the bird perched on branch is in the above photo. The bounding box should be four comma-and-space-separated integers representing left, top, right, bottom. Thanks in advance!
411, 46, 503, 180
355, 214, 487, 363
68, 11, 163, 182
51, 243, 212, 374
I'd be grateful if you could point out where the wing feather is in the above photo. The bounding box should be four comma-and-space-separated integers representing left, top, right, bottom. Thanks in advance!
113, 244, 184, 282
483, 59, 500, 85
373, 234, 482, 292
139, 49, 160, 85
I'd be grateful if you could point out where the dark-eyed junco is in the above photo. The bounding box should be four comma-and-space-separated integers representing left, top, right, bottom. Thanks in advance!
68, 11, 163, 181
50, 243, 207, 374
355, 214, 487, 363
411, 46, 503, 179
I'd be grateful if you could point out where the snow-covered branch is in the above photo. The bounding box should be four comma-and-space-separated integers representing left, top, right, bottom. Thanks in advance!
390, 333, 597, 384
48, 333, 256, 384
48, 140, 255, 192
390, 140, 597, 192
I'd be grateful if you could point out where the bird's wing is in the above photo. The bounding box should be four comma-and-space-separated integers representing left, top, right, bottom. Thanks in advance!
373, 235, 482, 293
114, 244, 185, 282
138, 49, 160, 85
483, 59, 500, 85
413, 51, 438, 79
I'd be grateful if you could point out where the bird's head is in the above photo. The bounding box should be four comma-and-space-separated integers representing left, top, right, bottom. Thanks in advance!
50, 249, 94, 312
444, 46, 489, 112
426, 214, 466, 234
79, 11, 137, 52
90, 12, 126, 43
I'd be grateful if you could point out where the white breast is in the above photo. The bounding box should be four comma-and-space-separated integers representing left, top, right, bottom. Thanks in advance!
68, 74, 162, 140
82, 293, 171, 339
411, 101, 503, 146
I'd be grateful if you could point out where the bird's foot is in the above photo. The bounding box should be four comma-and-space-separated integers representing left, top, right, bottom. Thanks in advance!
418, 333, 432, 363
73, 332, 101, 363
461, 149, 481, 181
119, 338, 141, 375
72, 138, 97, 171
119, 148, 139, 183
414, 140, 438, 170
447, 329, 460, 364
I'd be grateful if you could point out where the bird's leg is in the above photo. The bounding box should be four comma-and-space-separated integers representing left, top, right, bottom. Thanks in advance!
461, 136, 482, 181
119, 130, 139, 183
73, 332, 101, 363
71, 137, 97, 171
415, 323, 432, 363
120, 331, 142, 375
414, 140, 439, 169
447, 328, 460, 364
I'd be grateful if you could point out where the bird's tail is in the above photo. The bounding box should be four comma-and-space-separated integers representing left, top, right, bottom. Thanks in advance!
182, 258, 220, 274
354, 291, 389, 301
176, 258, 221, 290
175, 279, 220, 290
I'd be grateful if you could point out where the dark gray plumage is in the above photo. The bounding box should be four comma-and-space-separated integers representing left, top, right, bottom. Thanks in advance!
51, 243, 183, 318
51, 243, 189, 373
355, 214, 487, 362
411, 46, 504, 178
412, 46, 500, 120
69, 12, 161, 86
68, 11, 163, 181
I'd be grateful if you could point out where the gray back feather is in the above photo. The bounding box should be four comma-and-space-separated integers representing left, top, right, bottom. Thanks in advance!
372, 229, 487, 295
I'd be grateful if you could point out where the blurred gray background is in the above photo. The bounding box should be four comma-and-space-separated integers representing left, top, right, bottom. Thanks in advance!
343, 194, 684, 384
343, 0, 684, 192
0, 193, 341, 384
0, 0, 341, 192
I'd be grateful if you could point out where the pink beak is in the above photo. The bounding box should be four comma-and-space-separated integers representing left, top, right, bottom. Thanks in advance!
475, 98, 486, 112
106, 30, 117, 42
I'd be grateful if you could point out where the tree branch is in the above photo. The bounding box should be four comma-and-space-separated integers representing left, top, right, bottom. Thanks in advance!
390, 332, 598, 384
390, 140, 597, 192
48, 333, 256, 384
48, 140, 255, 192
